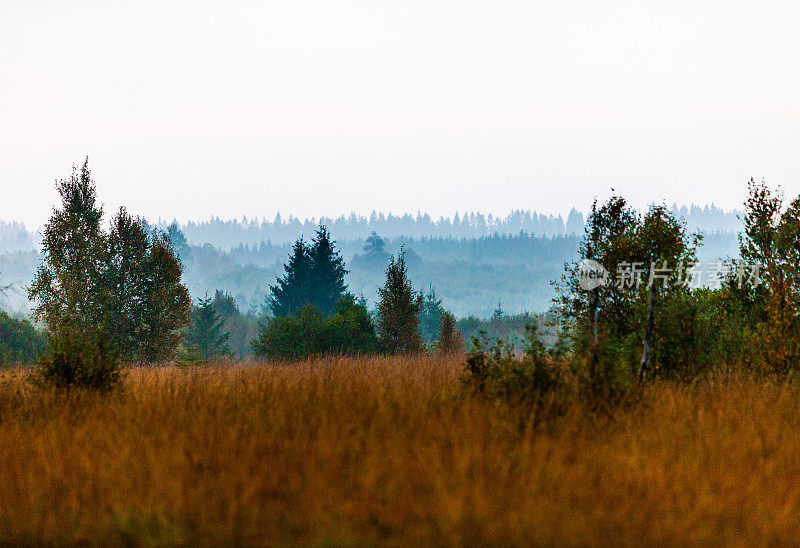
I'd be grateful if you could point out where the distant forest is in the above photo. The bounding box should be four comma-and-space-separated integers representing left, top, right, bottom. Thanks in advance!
167, 204, 741, 249
1, 205, 740, 317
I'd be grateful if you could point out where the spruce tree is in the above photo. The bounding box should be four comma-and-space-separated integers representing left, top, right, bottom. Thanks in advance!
436, 311, 464, 354
362, 231, 389, 268
309, 225, 348, 316
377, 249, 423, 354
268, 238, 313, 317
268, 226, 348, 318
184, 295, 231, 361
419, 285, 444, 346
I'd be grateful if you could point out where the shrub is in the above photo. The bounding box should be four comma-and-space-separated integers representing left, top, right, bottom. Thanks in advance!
377, 250, 423, 354
464, 325, 560, 401
37, 327, 122, 390
436, 311, 464, 354
323, 296, 380, 356
253, 297, 379, 360
0, 312, 46, 365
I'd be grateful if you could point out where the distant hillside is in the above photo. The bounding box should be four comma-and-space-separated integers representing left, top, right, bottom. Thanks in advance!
168, 204, 741, 250
1, 231, 741, 318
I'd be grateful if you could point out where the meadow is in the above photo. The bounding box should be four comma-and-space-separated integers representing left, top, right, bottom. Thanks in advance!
1, 356, 800, 545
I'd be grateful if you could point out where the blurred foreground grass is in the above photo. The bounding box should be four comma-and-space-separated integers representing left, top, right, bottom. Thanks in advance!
0, 356, 798, 545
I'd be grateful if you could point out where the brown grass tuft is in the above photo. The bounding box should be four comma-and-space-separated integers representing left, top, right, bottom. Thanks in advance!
0, 356, 799, 545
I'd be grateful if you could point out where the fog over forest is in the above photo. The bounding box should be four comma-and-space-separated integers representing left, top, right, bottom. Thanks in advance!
1, 204, 741, 318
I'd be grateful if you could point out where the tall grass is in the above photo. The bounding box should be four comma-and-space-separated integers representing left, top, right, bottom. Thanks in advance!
0, 356, 799, 544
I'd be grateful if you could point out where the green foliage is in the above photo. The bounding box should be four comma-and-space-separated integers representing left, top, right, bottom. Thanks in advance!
107, 208, 191, 362
29, 158, 109, 338
268, 226, 348, 318
268, 238, 313, 318
37, 327, 122, 390
308, 226, 348, 316
0, 312, 46, 365
418, 285, 444, 346
212, 290, 260, 358
29, 159, 190, 381
464, 325, 560, 401
456, 312, 542, 349
253, 297, 378, 360
28, 159, 122, 388
377, 249, 424, 354
556, 196, 700, 387
183, 295, 232, 362
363, 231, 389, 262
728, 178, 800, 373
436, 311, 464, 354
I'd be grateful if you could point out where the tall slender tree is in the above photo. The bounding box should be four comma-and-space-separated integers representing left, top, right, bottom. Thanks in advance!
184, 295, 231, 361
268, 238, 313, 317
309, 225, 348, 316
377, 248, 423, 354
268, 226, 349, 318
28, 158, 120, 388
634, 205, 699, 385
29, 158, 109, 334
419, 285, 444, 345
436, 311, 464, 354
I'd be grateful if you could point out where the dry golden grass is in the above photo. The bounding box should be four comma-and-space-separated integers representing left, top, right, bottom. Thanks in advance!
1, 356, 800, 545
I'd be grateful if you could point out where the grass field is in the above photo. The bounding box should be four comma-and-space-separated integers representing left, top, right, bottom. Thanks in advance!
1, 356, 800, 545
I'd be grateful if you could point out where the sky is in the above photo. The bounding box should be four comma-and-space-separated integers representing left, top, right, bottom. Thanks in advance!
1, 0, 799, 228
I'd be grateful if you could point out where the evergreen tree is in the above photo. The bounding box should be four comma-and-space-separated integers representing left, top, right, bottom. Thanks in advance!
419, 285, 444, 345
268, 226, 348, 318
309, 225, 348, 316
212, 289, 256, 358
213, 289, 239, 319
436, 311, 464, 354
166, 221, 191, 264
377, 249, 423, 354
184, 295, 231, 361
268, 238, 313, 317
362, 231, 389, 267
492, 301, 505, 320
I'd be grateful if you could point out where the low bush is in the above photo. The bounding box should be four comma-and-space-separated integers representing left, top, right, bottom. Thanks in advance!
36, 327, 122, 390
464, 325, 561, 401
253, 296, 379, 360
0, 311, 46, 365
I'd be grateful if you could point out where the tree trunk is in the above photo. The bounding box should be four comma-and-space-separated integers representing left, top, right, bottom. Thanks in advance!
638, 283, 657, 386
589, 286, 600, 384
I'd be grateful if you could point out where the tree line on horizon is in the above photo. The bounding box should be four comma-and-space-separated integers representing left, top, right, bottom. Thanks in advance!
0, 200, 743, 255
168, 203, 741, 249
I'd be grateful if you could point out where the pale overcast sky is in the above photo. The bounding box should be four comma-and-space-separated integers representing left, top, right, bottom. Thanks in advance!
1, 1, 799, 227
